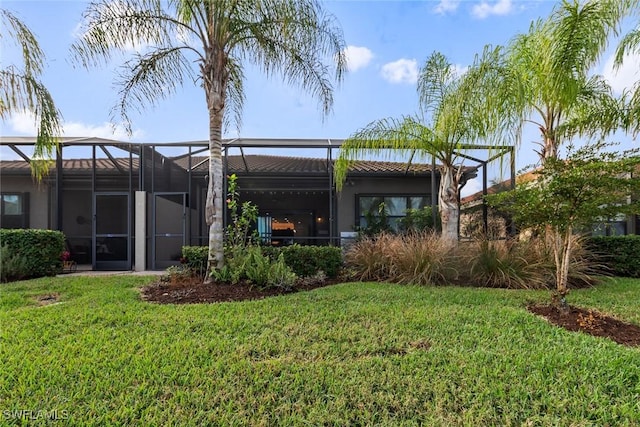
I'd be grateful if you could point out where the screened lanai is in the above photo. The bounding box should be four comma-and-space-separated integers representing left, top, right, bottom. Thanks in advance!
0, 136, 514, 271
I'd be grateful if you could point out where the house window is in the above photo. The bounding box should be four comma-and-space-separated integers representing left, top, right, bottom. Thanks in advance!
357, 195, 431, 231
592, 215, 627, 236
1, 193, 29, 229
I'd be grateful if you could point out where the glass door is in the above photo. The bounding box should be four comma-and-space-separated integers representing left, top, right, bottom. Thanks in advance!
93, 193, 131, 270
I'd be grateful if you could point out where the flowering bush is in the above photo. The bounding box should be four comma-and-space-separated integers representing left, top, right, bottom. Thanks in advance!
61, 251, 71, 261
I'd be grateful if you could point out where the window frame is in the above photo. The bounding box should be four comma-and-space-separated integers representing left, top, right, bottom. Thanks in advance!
356, 194, 431, 230
0, 192, 30, 229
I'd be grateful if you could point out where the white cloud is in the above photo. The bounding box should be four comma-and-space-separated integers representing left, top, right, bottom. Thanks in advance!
4, 111, 144, 140
381, 59, 419, 84
602, 52, 640, 95
434, 0, 460, 15
343, 46, 374, 72
472, 0, 514, 19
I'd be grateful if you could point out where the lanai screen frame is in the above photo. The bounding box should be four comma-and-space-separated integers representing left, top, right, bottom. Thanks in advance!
1, 136, 515, 248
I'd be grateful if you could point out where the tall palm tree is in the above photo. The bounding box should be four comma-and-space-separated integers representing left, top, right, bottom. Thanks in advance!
499, 0, 631, 165
335, 48, 516, 242
1, 8, 62, 179
72, 0, 346, 273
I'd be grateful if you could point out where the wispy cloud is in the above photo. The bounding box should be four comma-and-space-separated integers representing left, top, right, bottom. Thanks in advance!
381, 59, 418, 84
602, 52, 640, 95
343, 46, 374, 72
472, 0, 514, 19
5, 111, 144, 141
434, 0, 460, 15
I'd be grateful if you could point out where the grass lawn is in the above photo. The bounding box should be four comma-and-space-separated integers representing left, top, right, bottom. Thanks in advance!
1, 276, 639, 426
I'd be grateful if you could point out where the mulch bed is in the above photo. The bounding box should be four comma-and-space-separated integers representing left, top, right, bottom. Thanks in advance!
141, 277, 640, 348
141, 276, 338, 304
528, 304, 640, 347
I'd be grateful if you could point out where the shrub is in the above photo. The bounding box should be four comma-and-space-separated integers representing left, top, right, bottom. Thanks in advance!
390, 232, 458, 285
181, 246, 208, 277
462, 239, 549, 289
0, 229, 64, 279
343, 233, 398, 282
264, 245, 342, 278
0, 244, 29, 283
344, 232, 457, 285
586, 236, 640, 278
162, 265, 196, 285
211, 246, 297, 290
398, 207, 440, 233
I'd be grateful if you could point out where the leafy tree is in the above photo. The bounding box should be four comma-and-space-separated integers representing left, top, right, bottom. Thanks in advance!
335, 48, 517, 242
72, 0, 346, 275
487, 142, 640, 305
496, 0, 632, 165
0, 8, 62, 179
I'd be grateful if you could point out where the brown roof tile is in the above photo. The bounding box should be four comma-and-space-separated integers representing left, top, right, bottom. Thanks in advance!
1, 155, 436, 176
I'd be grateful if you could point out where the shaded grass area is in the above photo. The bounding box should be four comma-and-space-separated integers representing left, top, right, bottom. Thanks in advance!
1, 276, 639, 425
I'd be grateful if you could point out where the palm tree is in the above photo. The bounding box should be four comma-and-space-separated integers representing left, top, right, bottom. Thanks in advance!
335, 48, 516, 242
614, 2, 640, 135
72, 0, 346, 273
1, 8, 62, 179
499, 0, 631, 165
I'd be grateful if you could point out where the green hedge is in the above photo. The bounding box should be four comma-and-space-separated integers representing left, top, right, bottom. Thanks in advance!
182, 245, 343, 278
586, 236, 640, 278
0, 229, 65, 279
263, 245, 343, 278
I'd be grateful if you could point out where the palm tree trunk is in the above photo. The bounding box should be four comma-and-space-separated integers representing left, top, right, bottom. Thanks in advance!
439, 165, 459, 243
204, 92, 225, 281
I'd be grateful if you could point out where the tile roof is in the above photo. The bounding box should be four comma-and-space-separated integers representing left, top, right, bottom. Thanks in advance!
0, 155, 438, 176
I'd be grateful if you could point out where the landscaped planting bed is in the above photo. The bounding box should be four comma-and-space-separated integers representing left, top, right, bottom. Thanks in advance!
1, 276, 639, 425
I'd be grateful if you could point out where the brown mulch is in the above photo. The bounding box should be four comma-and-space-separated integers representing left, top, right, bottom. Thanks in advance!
141, 276, 640, 348
141, 276, 339, 304
528, 304, 640, 347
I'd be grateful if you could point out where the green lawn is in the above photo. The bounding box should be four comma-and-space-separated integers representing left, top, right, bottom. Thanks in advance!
1, 276, 639, 426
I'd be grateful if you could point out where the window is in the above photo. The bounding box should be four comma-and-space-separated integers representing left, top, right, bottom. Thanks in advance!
1, 193, 29, 229
357, 195, 431, 231
592, 214, 627, 236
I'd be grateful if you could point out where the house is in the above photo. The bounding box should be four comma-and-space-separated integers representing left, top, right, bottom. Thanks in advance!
459, 169, 639, 239
1, 136, 460, 271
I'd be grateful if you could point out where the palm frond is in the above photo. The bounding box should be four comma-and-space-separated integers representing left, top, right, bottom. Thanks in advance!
1, 8, 61, 179
228, 0, 346, 116
112, 47, 194, 133
334, 116, 435, 190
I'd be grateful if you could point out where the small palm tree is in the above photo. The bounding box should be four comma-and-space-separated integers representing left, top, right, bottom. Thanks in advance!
499, 0, 631, 164
335, 48, 517, 242
0, 8, 62, 179
72, 0, 347, 274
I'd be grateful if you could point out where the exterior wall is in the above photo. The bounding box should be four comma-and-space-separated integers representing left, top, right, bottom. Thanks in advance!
336, 176, 433, 235
0, 176, 50, 229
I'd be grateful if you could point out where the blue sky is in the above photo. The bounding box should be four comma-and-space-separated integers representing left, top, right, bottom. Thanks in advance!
2, 0, 639, 195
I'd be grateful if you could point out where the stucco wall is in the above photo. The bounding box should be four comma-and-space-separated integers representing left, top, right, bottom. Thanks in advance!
0, 176, 50, 229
